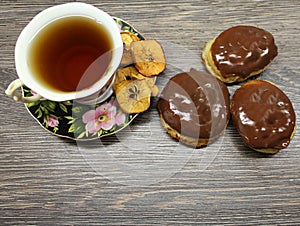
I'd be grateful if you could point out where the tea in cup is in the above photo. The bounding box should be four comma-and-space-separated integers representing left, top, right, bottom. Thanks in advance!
6, 2, 123, 103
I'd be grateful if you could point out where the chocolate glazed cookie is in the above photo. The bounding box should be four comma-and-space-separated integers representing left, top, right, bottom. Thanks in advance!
231, 80, 296, 154
202, 26, 278, 83
157, 69, 230, 148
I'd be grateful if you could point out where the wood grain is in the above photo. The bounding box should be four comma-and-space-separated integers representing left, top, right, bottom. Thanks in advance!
1, 0, 299, 225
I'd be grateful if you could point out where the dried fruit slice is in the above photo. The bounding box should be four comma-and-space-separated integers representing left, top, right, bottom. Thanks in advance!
113, 66, 144, 91
145, 77, 156, 88
121, 50, 134, 66
115, 79, 152, 114
113, 66, 157, 90
131, 40, 166, 77
151, 85, 160, 97
121, 31, 140, 48
120, 31, 140, 66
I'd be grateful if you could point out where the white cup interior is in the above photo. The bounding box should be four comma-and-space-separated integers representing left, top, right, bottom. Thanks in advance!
15, 2, 123, 102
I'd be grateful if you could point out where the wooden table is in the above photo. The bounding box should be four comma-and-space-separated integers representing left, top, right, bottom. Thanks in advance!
1, 0, 299, 224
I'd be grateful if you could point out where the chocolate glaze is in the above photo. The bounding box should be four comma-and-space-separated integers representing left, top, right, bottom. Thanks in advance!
211, 26, 278, 79
157, 69, 230, 140
231, 80, 296, 150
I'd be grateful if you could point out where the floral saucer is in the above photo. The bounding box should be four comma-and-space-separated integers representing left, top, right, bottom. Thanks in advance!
22, 17, 145, 140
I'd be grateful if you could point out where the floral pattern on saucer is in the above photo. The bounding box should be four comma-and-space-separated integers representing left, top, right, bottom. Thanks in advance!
22, 17, 144, 140
23, 87, 137, 140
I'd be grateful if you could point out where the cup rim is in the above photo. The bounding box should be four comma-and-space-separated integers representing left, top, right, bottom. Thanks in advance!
15, 2, 123, 102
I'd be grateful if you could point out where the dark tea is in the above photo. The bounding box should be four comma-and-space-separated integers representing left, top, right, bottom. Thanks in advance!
28, 16, 113, 92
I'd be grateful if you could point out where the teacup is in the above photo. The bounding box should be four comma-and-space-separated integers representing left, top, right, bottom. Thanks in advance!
5, 2, 123, 103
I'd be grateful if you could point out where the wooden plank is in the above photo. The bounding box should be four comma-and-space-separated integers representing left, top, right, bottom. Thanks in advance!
0, 0, 299, 224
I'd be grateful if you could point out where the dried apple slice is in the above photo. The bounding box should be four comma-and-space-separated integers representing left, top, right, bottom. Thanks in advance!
115, 79, 152, 114
121, 31, 140, 47
150, 85, 160, 97
120, 31, 140, 66
113, 66, 157, 90
131, 40, 166, 77
113, 66, 144, 91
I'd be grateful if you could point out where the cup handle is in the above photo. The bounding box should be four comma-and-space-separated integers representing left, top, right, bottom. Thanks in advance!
5, 79, 43, 103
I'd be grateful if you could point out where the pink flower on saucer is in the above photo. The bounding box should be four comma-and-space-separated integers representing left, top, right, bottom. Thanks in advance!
109, 98, 126, 126
115, 110, 126, 126
82, 101, 126, 133
30, 90, 47, 100
45, 115, 59, 127
109, 99, 126, 126
116, 22, 122, 32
